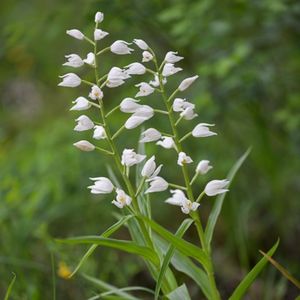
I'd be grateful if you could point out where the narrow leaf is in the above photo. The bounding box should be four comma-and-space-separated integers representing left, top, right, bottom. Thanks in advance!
259, 250, 300, 289
4, 273, 16, 300
57, 236, 160, 266
167, 284, 191, 300
229, 239, 280, 300
205, 148, 251, 247
69, 215, 134, 278
155, 219, 193, 300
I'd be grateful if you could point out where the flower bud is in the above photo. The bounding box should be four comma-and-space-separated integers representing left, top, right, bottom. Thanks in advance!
177, 152, 193, 166
66, 29, 84, 40
74, 115, 94, 131
141, 156, 156, 177
95, 12, 104, 23
192, 123, 217, 138
107, 67, 130, 88
73, 140, 95, 151
178, 75, 199, 91
120, 98, 141, 113
142, 51, 153, 62
133, 39, 149, 50
88, 177, 114, 194
83, 52, 95, 66
58, 73, 81, 87
180, 106, 198, 120
125, 63, 146, 75
156, 137, 175, 149
162, 63, 182, 77
139, 128, 161, 143
121, 149, 146, 167
135, 82, 154, 97
94, 29, 109, 41
146, 177, 168, 193
93, 125, 106, 140
70, 97, 91, 111
204, 179, 229, 196
110, 40, 134, 55
196, 160, 212, 175
164, 51, 184, 63
63, 54, 84, 68
124, 105, 154, 129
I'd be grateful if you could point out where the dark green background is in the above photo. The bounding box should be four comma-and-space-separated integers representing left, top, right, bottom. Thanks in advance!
0, 0, 299, 299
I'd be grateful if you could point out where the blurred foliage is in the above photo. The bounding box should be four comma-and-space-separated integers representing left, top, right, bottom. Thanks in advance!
0, 0, 300, 299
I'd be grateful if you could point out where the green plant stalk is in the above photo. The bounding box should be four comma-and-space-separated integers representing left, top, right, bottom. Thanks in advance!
153, 55, 221, 300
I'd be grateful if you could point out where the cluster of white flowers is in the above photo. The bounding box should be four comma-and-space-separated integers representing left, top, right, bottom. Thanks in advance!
59, 11, 229, 213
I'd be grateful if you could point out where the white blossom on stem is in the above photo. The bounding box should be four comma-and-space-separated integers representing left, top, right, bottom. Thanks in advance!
95, 12, 104, 23
112, 188, 132, 208
177, 152, 193, 166
110, 40, 134, 55
125, 63, 146, 75
66, 29, 84, 40
142, 51, 153, 62
178, 75, 199, 91
149, 74, 167, 87
192, 123, 217, 138
73, 140, 95, 151
120, 98, 141, 113
139, 128, 161, 143
125, 105, 154, 129
58, 73, 81, 87
74, 115, 94, 131
172, 98, 194, 112
121, 149, 146, 167
180, 106, 198, 120
164, 51, 184, 63
165, 190, 199, 214
156, 136, 175, 149
94, 29, 109, 41
141, 156, 163, 178
146, 176, 168, 193
89, 85, 103, 100
107, 67, 130, 88
88, 177, 114, 194
83, 52, 95, 66
181, 200, 200, 214
135, 82, 155, 97
204, 179, 229, 196
196, 160, 212, 175
63, 54, 84, 68
70, 97, 91, 111
133, 39, 149, 50
162, 63, 182, 77
93, 125, 106, 140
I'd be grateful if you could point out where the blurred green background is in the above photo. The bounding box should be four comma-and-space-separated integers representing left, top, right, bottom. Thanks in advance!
1, 0, 299, 299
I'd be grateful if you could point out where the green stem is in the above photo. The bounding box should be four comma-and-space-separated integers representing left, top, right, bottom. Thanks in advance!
168, 183, 187, 190
135, 177, 146, 197
106, 105, 120, 118
95, 146, 114, 155
82, 79, 95, 86
179, 132, 192, 143
154, 109, 169, 115
96, 46, 110, 56
190, 172, 198, 185
112, 125, 125, 140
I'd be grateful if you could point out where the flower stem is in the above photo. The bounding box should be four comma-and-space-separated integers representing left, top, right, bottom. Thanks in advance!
112, 125, 125, 140
179, 132, 192, 143
168, 183, 187, 190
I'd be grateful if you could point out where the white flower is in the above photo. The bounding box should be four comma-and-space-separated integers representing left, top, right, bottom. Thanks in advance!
63, 54, 84, 68
94, 29, 109, 41
141, 156, 162, 178
172, 98, 195, 113
178, 75, 199, 91
142, 51, 153, 62
180, 106, 198, 120
162, 63, 182, 77
164, 51, 184, 63
196, 160, 212, 175
112, 188, 132, 208
133, 39, 149, 50
177, 152, 193, 166
156, 136, 175, 149
110, 40, 134, 55
121, 149, 146, 167
74, 115, 94, 131
70, 97, 91, 111
204, 179, 229, 196
66, 29, 84, 40
145, 176, 168, 193
124, 105, 154, 129
125, 63, 146, 75
95, 12, 104, 23
192, 123, 217, 138
120, 98, 141, 113
83, 52, 95, 66
149, 74, 167, 87
58, 73, 81, 87
107, 67, 130, 88
73, 140, 95, 151
93, 125, 106, 140
165, 190, 199, 214
88, 177, 114, 194
89, 85, 103, 100
135, 82, 154, 97
139, 128, 161, 143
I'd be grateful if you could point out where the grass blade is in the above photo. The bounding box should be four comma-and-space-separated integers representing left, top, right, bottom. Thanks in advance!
167, 284, 191, 300
69, 215, 134, 278
57, 236, 160, 266
229, 239, 280, 300
155, 218, 193, 300
4, 273, 16, 300
205, 148, 251, 248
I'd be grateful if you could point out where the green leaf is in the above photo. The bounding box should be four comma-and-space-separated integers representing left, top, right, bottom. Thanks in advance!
154, 235, 211, 299
83, 274, 139, 300
4, 273, 16, 300
167, 284, 191, 300
155, 218, 193, 300
57, 236, 160, 266
141, 217, 209, 270
205, 148, 251, 248
69, 215, 134, 278
229, 239, 280, 300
